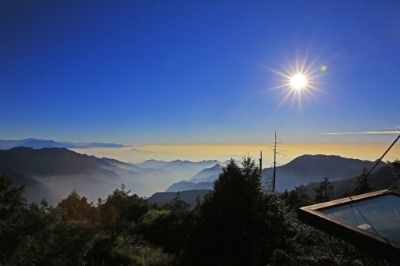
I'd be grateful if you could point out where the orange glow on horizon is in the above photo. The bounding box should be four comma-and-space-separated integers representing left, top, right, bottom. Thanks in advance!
72, 143, 400, 165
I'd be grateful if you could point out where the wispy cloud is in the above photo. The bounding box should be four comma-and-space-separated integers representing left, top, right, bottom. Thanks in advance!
321, 131, 400, 135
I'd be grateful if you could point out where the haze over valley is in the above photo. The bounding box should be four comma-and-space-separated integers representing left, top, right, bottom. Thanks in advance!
0, 138, 396, 206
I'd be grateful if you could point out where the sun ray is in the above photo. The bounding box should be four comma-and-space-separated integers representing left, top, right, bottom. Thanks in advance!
267, 54, 327, 111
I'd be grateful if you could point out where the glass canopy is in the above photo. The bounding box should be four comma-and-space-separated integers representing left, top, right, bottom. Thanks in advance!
321, 193, 400, 244
299, 190, 400, 262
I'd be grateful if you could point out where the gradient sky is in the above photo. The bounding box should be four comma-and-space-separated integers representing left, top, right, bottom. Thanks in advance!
1, 0, 400, 146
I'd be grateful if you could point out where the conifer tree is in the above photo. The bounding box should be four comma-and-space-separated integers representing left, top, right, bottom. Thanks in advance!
390, 160, 400, 191
181, 158, 290, 266
314, 177, 334, 203
352, 168, 373, 196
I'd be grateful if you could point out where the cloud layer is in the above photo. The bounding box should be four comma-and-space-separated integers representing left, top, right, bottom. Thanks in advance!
321, 131, 400, 135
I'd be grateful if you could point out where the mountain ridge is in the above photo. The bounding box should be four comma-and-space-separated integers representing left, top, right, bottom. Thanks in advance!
166, 154, 388, 192
0, 147, 177, 204
0, 138, 126, 150
1, 148, 392, 207
147, 189, 211, 206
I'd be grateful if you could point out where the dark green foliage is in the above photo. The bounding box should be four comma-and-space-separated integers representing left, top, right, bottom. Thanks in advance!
0, 174, 28, 263
98, 184, 149, 226
0, 175, 97, 265
148, 190, 210, 207
56, 190, 98, 227
181, 158, 292, 266
85, 185, 171, 265
86, 233, 173, 266
282, 185, 313, 211
314, 177, 334, 203
139, 204, 193, 256
392, 160, 400, 176
390, 160, 400, 191
0, 160, 390, 265
137, 191, 193, 257
286, 222, 386, 266
270, 249, 293, 266
352, 168, 373, 196
0, 174, 26, 219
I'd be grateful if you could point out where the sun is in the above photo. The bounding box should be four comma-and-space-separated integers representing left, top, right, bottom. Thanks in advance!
266, 56, 326, 109
290, 73, 308, 90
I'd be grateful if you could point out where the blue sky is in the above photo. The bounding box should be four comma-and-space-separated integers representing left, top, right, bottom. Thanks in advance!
1, 0, 400, 145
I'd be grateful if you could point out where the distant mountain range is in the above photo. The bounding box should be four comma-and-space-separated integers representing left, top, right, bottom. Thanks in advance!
0, 138, 127, 149
264, 154, 388, 191
0, 147, 177, 204
0, 146, 395, 207
0, 147, 221, 205
155, 164, 396, 206
190, 164, 224, 183
165, 155, 388, 192
134, 159, 220, 181
159, 155, 395, 206
305, 165, 396, 198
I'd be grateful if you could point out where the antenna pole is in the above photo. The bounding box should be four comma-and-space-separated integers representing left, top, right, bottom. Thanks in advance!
259, 150, 263, 179
272, 131, 277, 192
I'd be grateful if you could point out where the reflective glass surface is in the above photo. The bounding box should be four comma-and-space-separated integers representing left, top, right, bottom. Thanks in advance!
321, 194, 400, 244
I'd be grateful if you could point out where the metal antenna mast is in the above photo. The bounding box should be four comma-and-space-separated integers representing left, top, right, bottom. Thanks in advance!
259, 150, 263, 179
272, 131, 277, 192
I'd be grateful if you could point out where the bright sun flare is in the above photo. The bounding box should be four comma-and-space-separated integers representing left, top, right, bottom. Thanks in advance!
267, 57, 326, 109
290, 73, 308, 90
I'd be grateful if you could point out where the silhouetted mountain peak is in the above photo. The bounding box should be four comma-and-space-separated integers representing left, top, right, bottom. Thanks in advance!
288, 154, 365, 165
210, 164, 222, 169
0, 147, 179, 204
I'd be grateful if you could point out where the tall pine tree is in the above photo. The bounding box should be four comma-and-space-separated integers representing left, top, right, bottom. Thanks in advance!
181, 158, 291, 266
314, 177, 334, 203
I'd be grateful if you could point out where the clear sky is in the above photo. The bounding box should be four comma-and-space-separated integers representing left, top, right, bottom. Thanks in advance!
1, 0, 400, 147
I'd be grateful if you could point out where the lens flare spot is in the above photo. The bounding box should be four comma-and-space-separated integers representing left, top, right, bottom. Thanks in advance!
320, 65, 328, 72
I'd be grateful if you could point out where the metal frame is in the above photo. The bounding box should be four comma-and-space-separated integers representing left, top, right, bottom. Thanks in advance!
298, 189, 400, 262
